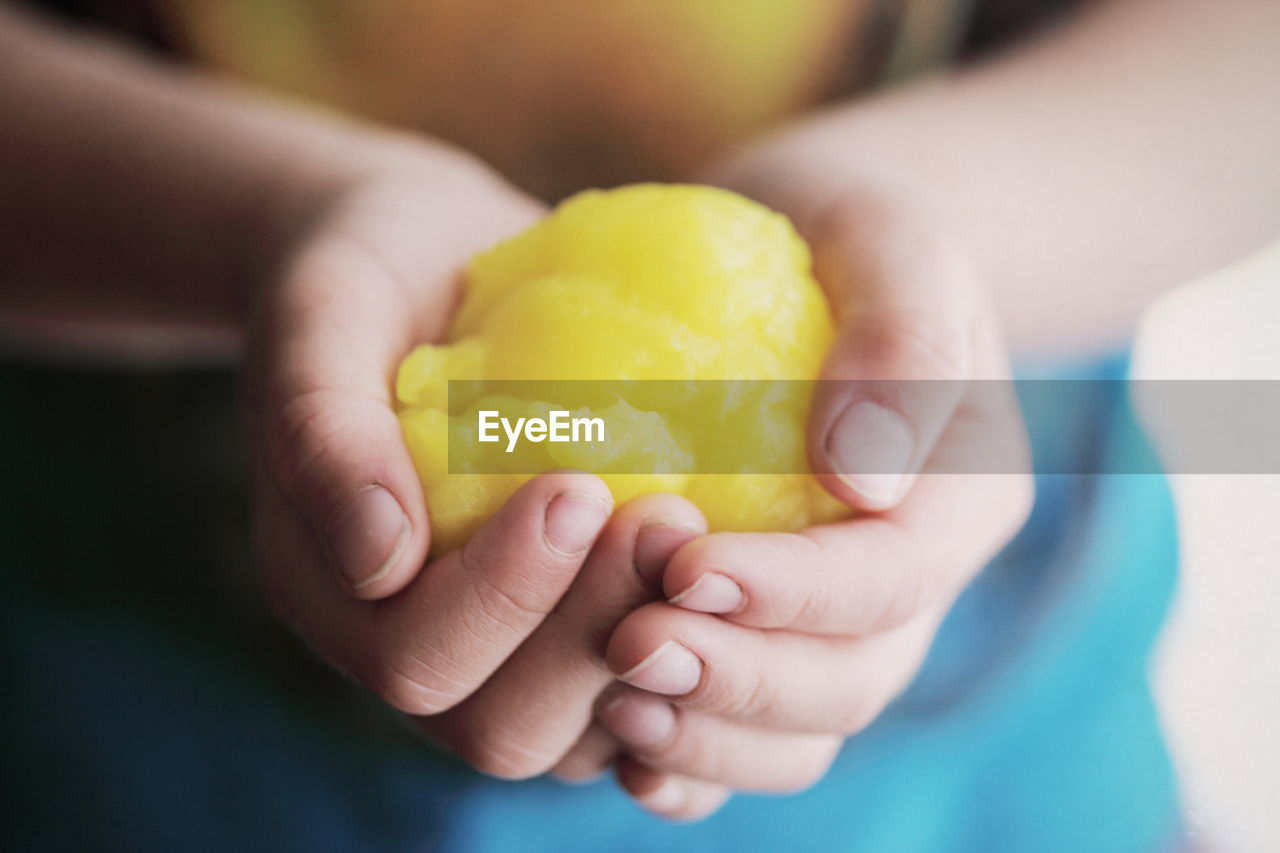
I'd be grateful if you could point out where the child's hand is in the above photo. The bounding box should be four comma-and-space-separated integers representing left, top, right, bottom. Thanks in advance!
241, 151, 710, 775
581, 175, 1034, 820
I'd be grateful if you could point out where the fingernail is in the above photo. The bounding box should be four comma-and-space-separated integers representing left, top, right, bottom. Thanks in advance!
545, 491, 611, 555
668, 573, 744, 614
328, 486, 410, 590
826, 400, 915, 508
634, 520, 700, 585
599, 692, 677, 749
618, 641, 703, 696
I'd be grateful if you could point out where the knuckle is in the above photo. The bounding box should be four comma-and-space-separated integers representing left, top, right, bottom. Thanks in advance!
851, 526, 930, 632
461, 541, 557, 626
265, 389, 350, 501
713, 665, 776, 722
366, 651, 466, 716
876, 532, 955, 632
871, 312, 970, 381
455, 729, 559, 781
478, 568, 551, 624
712, 534, 820, 630
883, 560, 937, 631
789, 535, 836, 629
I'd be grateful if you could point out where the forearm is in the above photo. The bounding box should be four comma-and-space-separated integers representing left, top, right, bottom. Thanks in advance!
733, 0, 1280, 356
0, 5, 471, 338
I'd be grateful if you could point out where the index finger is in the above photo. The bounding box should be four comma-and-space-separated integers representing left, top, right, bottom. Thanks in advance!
257, 470, 613, 716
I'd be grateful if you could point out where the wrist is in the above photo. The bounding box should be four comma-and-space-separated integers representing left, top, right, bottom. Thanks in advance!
707, 127, 967, 274
251, 121, 532, 297
706, 111, 944, 239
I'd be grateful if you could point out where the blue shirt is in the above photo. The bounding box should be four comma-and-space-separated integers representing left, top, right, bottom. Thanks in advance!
2, 354, 1181, 852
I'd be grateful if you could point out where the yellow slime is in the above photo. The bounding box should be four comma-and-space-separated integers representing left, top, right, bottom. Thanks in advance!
395, 184, 849, 554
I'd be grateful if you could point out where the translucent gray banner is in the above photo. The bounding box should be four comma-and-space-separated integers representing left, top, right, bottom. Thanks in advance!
438, 379, 1280, 475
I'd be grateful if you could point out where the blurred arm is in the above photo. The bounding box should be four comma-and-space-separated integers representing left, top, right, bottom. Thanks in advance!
0, 3, 457, 354
724, 0, 1280, 356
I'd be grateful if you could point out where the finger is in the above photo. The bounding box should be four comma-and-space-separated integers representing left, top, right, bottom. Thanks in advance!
615, 757, 731, 822
246, 251, 425, 600
244, 187, 541, 600
549, 724, 620, 784
804, 198, 981, 510
662, 464, 1031, 635
600, 688, 842, 793
606, 603, 941, 732
425, 493, 705, 778
257, 470, 611, 716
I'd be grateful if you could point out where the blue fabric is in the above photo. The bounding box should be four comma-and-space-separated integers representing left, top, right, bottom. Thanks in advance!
3, 354, 1181, 852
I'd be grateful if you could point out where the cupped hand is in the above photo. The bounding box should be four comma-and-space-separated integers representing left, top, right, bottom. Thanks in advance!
584, 159, 1034, 820
241, 145, 703, 777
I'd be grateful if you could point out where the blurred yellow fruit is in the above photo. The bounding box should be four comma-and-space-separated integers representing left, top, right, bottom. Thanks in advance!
396, 184, 850, 554
166, 0, 860, 198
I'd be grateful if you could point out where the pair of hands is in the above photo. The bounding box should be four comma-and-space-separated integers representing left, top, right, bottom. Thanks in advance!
243, 138, 1032, 820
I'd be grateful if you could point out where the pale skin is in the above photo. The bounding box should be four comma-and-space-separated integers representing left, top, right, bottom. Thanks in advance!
3, 0, 1279, 823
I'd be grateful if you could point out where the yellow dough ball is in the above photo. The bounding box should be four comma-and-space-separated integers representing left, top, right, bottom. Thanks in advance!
395, 184, 850, 554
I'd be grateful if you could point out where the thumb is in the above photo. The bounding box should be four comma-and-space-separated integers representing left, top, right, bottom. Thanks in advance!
245, 235, 433, 600
243, 172, 544, 600
805, 200, 978, 511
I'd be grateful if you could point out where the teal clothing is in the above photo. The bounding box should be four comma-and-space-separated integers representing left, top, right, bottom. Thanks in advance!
3, 353, 1181, 852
